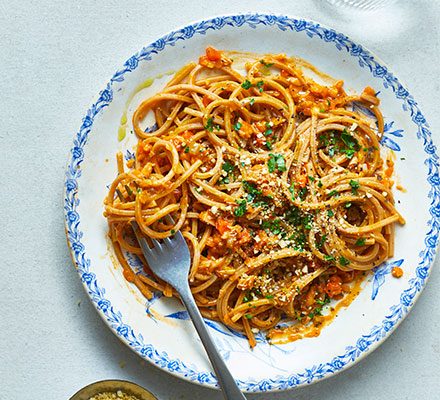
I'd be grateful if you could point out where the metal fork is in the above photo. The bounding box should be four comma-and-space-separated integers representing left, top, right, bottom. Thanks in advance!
131, 222, 247, 400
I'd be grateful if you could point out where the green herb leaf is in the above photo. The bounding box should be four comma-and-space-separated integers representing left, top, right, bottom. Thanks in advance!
249, 98, 255, 106
268, 154, 276, 173
256, 80, 264, 92
341, 131, 359, 149
345, 202, 352, 208
316, 295, 331, 306
260, 60, 274, 67
317, 234, 327, 249
268, 153, 286, 173
241, 80, 252, 90
264, 128, 273, 136
328, 189, 339, 197
324, 255, 335, 262
222, 161, 235, 173
349, 179, 360, 194
244, 314, 253, 319
265, 140, 272, 150
184, 146, 190, 153
234, 199, 247, 217
327, 210, 334, 217
204, 117, 214, 132
298, 187, 308, 201
243, 180, 260, 194
233, 122, 242, 131
339, 256, 350, 266
355, 237, 366, 246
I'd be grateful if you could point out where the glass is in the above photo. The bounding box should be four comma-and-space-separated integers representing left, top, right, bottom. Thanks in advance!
325, 0, 397, 10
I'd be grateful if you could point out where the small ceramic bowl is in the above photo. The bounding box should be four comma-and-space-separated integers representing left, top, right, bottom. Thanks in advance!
69, 379, 158, 400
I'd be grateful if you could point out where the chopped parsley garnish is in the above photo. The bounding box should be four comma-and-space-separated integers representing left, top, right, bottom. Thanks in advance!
268, 153, 286, 173
184, 146, 190, 153
233, 121, 242, 131
289, 183, 295, 200
320, 129, 359, 159
339, 256, 350, 266
318, 180, 323, 188
324, 255, 335, 262
204, 117, 214, 132
234, 199, 247, 217
243, 180, 260, 194
262, 219, 282, 235
170, 229, 176, 235
244, 314, 253, 319
308, 176, 315, 182
265, 140, 272, 150
302, 214, 313, 230
349, 179, 360, 194
345, 202, 352, 208
285, 206, 302, 226
265, 294, 274, 299
341, 130, 359, 149
264, 128, 273, 136
327, 210, 334, 217
298, 187, 308, 201
241, 80, 252, 89
249, 98, 255, 106
256, 80, 264, 92
328, 189, 339, 197
317, 234, 327, 249
260, 59, 274, 67
316, 295, 331, 306
222, 161, 235, 173
355, 237, 366, 246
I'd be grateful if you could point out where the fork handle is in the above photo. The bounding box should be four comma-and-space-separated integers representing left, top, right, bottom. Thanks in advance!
179, 288, 247, 400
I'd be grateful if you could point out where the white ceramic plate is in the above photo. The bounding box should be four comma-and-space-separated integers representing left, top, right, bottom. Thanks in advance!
64, 14, 439, 392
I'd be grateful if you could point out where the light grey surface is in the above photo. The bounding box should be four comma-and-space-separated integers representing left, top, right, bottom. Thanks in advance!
0, 1, 439, 399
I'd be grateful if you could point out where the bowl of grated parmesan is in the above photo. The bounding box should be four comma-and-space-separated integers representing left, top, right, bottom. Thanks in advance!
69, 380, 157, 400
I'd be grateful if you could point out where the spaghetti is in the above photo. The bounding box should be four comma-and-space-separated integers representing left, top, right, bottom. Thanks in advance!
104, 47, 405, 347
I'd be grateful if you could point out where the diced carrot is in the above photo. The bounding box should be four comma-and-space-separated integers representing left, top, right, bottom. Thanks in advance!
325, 275, 343, 298
206, 46, 222, 61
215, 217, 231, 235
236, 118, 253, 138
363, 86, 376, 97
255, 121, 267, 133
296, 175, 308, 188
182, 130, 193, 141
238, 228, 251, 245
392, 267, 403, 278
202, 95, 212, 107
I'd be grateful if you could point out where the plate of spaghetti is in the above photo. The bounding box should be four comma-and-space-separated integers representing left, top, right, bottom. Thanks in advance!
65, 15, 439, 392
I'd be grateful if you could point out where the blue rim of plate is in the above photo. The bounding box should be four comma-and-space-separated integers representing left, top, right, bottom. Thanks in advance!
64, 14, 439, 392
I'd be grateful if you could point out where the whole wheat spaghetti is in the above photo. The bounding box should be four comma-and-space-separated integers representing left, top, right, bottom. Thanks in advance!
104, 47, 404, 347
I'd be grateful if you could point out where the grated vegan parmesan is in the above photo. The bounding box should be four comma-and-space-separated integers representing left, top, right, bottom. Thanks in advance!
88, 390, 141, 400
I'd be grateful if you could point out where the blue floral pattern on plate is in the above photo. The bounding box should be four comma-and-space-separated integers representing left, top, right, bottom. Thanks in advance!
64, 14, 439, 391
371, 259, 404, 301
